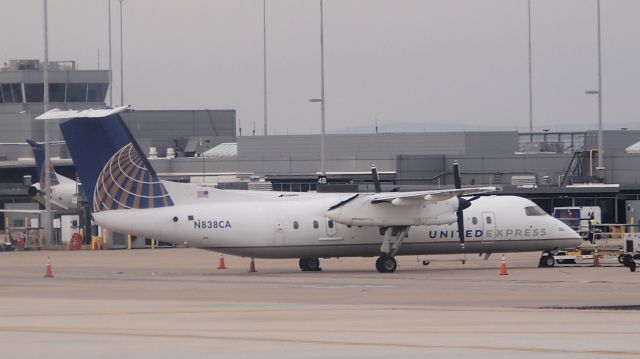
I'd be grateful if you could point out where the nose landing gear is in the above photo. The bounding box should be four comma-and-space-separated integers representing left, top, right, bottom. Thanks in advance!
538, 253, 555, 267
299, 257, 322, 271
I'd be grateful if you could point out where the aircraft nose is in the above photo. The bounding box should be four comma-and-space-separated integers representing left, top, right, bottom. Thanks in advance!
564, 223, 583, 245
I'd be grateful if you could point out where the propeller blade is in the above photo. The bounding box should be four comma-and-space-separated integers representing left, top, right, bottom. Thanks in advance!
457, 210, 465, 248
328, 194, 359, 211
457, 193, 471, 248
370, 164, 382, 193
453, 160, 461, 189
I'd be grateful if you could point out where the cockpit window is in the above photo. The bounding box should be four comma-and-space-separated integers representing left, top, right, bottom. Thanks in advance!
525, 206, 547, 216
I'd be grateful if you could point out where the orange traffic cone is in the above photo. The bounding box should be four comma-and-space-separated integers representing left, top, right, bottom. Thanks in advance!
44, 256, 54, 278
217, 254, 228, 269
499, 254, 509, 275
248, 258, 257, 273
593, 250, 600, 267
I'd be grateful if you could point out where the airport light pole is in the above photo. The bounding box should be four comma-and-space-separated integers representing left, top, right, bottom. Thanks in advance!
42, 0, 53, 245
527, 0, 533, 142
307, 0, 327, 177
586, 0, 604, 177
317, 0, 327, 176
595, 0, 604, 173
320, 0, 326, 176
309, 96, 325, 176
108, 0, 113, 107
118, 0, 124, 106
263, 0, 268, 136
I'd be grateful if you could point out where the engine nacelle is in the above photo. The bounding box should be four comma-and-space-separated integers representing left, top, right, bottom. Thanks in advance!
28, 185, 40, 197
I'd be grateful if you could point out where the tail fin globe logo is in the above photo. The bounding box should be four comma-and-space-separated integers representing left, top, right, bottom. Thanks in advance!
93, 143, 174, 212
56, 108, 174, 213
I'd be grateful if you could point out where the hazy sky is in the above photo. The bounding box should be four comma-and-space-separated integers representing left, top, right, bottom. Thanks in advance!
1, 0, 639, 134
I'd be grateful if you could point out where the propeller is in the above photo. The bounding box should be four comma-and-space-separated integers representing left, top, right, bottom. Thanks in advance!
453, 161, 467, 248
370, 164, 382, 193
453, 160, 462, 190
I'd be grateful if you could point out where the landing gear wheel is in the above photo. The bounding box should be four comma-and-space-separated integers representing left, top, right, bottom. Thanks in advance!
622, 255, 633, 267
630, 261, 637, 272
618, 254, 626, 264
299, 258, 321, 271
544, 255, 555, 267
539, 255, 555, 268
376, 255, 397, 273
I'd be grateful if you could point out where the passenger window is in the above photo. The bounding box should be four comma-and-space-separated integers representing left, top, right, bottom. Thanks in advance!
293, 221, 299, 229
525, 206, 547, 216
328, 220, 334, 229
313, 220, 319, 229
472, 217, 478, 225
485, 216, 492, 224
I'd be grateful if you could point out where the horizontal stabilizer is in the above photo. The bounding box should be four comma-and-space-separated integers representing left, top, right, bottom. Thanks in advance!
35, 106, 131, 120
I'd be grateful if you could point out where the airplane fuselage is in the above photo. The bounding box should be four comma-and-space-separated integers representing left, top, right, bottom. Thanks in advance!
30, 180, 78, 210
94, 193, 582, 258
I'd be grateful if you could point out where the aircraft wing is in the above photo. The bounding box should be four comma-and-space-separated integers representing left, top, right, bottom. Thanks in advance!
370, 187, 499, 204
327, 187, 500, 227
0, 141, 66, 146
0, 209, 45, 214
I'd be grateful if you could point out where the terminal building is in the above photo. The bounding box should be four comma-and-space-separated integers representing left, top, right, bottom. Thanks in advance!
2, 59, 640, 233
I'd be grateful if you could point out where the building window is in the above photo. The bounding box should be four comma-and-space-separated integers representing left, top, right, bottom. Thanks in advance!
66, 83, 87, 102
49, 83, 66, 102
1, 84, 13, 102
0, 83, 23, 103
313, 220, 319, 229
293, 221, 299, 230
24, 83, 44, 102
11, 84, 22, 102
87, 83, 108, 102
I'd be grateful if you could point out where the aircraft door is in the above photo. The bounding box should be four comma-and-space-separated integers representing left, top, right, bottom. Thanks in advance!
325, 218, 337, 237
274, 219, 286, 246
482, 212, 496, 242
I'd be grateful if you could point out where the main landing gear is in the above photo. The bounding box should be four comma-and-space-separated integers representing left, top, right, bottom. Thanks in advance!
375, 226, 409, 273
299, 257, 322, 271
538, 253, 555, 267
376, 255, 397, 273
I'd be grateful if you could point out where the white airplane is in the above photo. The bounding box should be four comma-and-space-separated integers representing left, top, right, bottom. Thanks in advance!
25, 139, 79, 210
48, 106, 582, 272
0, 140, 79, 214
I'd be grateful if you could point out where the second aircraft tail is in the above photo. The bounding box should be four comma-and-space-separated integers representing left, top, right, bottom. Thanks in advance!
26, 139, 60, 187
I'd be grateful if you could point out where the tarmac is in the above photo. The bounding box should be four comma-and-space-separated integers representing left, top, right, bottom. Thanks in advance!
1, 248, 639, 358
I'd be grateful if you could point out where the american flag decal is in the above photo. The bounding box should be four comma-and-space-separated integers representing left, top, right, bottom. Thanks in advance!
93, 143, 174, 212
197, 190, 209, 198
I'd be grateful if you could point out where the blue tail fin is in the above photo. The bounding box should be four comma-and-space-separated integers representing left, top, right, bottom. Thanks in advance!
59, 112, 174, 212
26, 139, 59, 186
